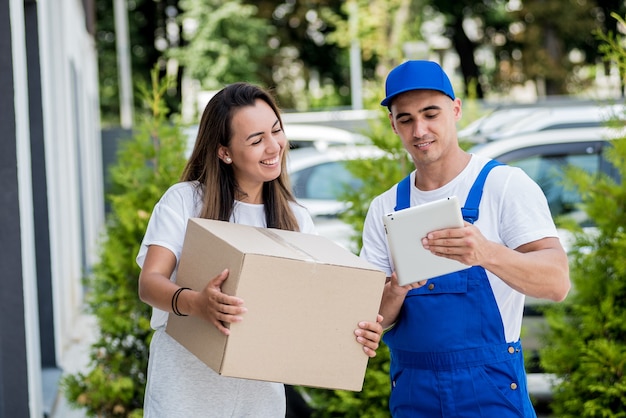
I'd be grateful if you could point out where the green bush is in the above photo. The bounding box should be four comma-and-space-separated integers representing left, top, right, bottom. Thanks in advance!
539, 15, 626, 417
302, 345, 392, 418
540, 133, 626, 417
340, 115, 413, 250
61, 68, 187, 417
540, 130, 626, 417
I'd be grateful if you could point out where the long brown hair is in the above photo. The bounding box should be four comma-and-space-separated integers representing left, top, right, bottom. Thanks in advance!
181, 82, 300, 231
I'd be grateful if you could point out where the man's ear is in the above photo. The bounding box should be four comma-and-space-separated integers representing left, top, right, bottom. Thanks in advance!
453, 98, 463, 121
388, 112, 399, 135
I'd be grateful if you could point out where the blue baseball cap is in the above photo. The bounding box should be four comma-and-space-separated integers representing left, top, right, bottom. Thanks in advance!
381, 60, 455, 107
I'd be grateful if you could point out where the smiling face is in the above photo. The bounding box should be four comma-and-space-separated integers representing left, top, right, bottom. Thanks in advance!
218, 99, 287, 203
389, 89, 462, 168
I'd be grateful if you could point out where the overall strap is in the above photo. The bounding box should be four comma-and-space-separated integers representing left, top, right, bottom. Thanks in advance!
461, 159, 504, 224
393, 160, 505, 222
394, 174, 412, 211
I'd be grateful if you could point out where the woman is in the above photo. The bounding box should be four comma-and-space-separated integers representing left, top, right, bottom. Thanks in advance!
137, 82, 383, 417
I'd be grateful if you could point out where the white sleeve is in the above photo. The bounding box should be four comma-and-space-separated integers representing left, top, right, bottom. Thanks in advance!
291, 202, 317, 235
360, 193, 394, 277
496, 167, 559, 250
136, 187, 190, 268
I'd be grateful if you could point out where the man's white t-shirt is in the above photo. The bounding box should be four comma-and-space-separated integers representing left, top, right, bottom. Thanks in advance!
137, 181, 316, 330
360, 154, 559, 343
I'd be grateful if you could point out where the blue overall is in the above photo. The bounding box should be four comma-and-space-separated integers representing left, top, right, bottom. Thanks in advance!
384, 160, 536, 418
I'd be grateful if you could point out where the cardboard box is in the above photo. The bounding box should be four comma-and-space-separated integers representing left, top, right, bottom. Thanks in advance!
165, 218, 386, 391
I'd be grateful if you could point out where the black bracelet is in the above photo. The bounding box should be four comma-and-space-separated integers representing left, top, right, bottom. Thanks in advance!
172, 287, 191, 316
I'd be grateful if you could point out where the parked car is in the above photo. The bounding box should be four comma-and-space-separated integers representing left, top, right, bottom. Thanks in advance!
485, 103, 624, 142
281, 108, 378, 134
291, 125, 622, 251
458, 105, 541, 142
287, 145, 386, 252
470, 125, 622, 230
288, 125, 624, 405
459, 100, 624, 143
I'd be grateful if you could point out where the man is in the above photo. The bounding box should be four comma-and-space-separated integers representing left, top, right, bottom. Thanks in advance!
360, 60, 571, 417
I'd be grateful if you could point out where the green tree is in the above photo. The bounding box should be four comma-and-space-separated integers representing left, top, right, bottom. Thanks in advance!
424, 0, 626, 98
421, 0, 512, 99
94, 0, 626, 124
61, 68, 186, 417
321, 0, 427, 109
171, 0, 275, 91
597, 11, 626, 96
251, 0, 356, 109
95, 0, 183, 125
511, 0, 600, 95
539, 13, 626, 417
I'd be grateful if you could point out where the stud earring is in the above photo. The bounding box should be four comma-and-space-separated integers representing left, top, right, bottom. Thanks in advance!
225, 156, 232, 163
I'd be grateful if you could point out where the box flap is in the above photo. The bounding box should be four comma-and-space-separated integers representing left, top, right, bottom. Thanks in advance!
189, 218, 380, 270
262, 227, 377, 269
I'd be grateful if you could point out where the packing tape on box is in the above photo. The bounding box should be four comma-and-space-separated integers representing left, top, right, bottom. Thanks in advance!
258, 229, 318, 263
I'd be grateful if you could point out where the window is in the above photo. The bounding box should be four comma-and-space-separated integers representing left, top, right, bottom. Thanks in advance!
291, 161, 362, 200
499, 142, 607, 220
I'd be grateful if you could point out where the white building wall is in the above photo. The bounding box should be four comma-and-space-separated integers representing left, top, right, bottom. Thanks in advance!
10, 1, 44, 417
36, 0, 103, 368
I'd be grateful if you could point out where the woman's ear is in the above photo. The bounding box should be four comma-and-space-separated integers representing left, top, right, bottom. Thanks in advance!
218, 146, 232, 164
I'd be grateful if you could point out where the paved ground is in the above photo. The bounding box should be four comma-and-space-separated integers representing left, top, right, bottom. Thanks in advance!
47, 314, 95, 418
50, 395, 87, 418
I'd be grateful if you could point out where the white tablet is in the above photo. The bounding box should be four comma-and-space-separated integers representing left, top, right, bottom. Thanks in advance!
382, 196, 469, 286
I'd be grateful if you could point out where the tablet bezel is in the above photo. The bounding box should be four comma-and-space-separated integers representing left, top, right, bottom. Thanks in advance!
382, 196, 469, 286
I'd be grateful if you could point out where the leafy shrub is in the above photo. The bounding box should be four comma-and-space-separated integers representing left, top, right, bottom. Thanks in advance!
539, 14, 626, 417
540, 130, 626, 417
61, 68, 187, 417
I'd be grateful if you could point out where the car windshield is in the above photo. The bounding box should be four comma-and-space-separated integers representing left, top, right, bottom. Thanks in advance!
506, 151, 602, 224
290, 161, 362, 200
